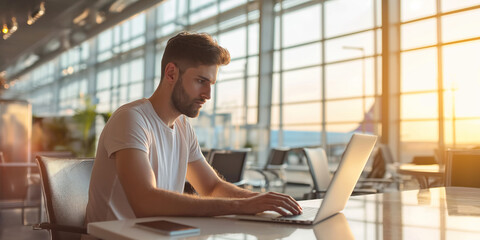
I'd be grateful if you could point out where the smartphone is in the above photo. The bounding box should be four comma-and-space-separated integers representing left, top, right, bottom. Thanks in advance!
135, 220, 200, 236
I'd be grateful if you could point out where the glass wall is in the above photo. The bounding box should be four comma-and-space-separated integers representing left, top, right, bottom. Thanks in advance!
8, 60, 56, 115
58, 42, 90, 115
96, 14, 146, 113
272, 0, 381, 161
3, 0, 480, 165
154, 0, 258, 149
400, 0, 480, 162
0, 0, 383, 163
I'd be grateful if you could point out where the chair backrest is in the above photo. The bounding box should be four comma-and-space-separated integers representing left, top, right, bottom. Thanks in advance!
36, 156, 94, 240
34, 151, 75, 158
303, 147, 331, 191
265, 148, 290, 168
378, 144, 394, 164
366, 147, 387, 179
208, 150, 249, 184
445, 149, 480, 187
201, 149, 210, 159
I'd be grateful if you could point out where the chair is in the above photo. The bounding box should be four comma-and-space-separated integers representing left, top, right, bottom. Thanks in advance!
33, 156, 94, 240
249, 148, 290, 192
207, 149, 250, 186
303, 147, 331, 199
34, 151, 75, 158
445, 149, 480, 187
0, 151, 42, 225
302, 147, 377, 199
24, 151, 75, 225
22, 169, 42, 226
355, 144, 397, 191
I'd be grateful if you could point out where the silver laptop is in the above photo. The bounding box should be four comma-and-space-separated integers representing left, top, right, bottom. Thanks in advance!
229, 133, 377, 225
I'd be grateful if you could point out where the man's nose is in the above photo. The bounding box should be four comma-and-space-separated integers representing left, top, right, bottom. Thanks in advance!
201, 85, 211, 100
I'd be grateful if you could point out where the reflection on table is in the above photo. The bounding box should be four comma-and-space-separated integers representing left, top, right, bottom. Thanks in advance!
88, 187, 480, 240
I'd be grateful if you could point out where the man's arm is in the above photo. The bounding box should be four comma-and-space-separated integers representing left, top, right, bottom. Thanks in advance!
186, 159, 257, 198
115, 148, 302, 218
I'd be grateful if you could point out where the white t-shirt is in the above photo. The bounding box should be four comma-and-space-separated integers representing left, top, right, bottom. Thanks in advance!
85, 98, 204, 224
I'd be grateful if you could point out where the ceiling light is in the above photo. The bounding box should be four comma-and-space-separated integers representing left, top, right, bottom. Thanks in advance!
23, 54, 39, 68
73, 9, 90, 26
71, 30, 87, 43
96, 11, 106, 24
109, 0, 138, 13
44, 39, 61, 53
2, 18, 18, 40
27, 1, 46, 25
2, 24, 8, 34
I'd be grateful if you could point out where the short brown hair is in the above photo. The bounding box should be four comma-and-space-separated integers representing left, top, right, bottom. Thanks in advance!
160, 32, 230, 80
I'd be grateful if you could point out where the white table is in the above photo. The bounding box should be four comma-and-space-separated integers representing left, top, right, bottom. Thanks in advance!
88, 187, 480, 240
397, 163, 444, 188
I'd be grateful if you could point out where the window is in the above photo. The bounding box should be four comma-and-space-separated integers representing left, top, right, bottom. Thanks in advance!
399, 0, 480, 163
273, 0, 381, 152
325, 0, 374, 38
97, 13, 146, 62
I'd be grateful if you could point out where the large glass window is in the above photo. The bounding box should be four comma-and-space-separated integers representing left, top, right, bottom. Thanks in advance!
6, 0, 480, 169
399, 0, 480, 162
7, 59, 57, 115
95, 58, 144, 112
94, 12, 146, 114
325, 0, 374, 38
272, 0, 381, 159
442, 40, 480, 145
59, 78, 88, 114
154, 0, 260, 149
97, 13, 145, 63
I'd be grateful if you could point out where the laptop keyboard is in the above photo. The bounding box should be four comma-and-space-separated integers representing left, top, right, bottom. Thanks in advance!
278, 207, 318, 220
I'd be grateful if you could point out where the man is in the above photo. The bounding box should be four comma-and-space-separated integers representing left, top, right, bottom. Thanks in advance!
85, 32, 302, 226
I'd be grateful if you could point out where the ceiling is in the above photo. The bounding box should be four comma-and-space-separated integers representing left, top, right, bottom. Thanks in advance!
0, 0, 164, 81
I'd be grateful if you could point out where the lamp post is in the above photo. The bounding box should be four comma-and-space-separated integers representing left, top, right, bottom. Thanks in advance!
343, 46, 366, 133
450, 82, 457, 148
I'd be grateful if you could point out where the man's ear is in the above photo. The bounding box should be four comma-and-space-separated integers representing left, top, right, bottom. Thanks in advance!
163, 62, 179, 85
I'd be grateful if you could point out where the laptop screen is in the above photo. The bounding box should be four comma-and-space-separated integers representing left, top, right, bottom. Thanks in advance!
314, 133, 377, 222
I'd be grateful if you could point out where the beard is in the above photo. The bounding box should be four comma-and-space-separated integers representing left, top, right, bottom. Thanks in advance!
171, 76, 202, 118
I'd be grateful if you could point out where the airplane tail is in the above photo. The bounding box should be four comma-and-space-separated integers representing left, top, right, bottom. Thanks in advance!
352, 102, 377, 134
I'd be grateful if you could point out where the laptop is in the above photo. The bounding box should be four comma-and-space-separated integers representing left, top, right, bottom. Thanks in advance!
227, 133, 377, 225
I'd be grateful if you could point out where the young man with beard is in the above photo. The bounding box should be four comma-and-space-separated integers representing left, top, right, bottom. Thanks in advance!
84, 32, 302, 226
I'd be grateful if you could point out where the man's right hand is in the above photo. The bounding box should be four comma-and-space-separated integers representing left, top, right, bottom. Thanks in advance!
238, 192, 303, 216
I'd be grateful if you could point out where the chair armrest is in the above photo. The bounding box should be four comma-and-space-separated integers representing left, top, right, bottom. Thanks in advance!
33, 222, 87, 234
247, 166, 262, 171
263, 169, 282, 179
244, 168, 271, 189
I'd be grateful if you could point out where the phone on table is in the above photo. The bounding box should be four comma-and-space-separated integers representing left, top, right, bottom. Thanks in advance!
135, 220, 200, 236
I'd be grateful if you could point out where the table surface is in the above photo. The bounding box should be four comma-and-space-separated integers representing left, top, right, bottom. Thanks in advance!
88, 187, 480, 240
397, 163, 444, 176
